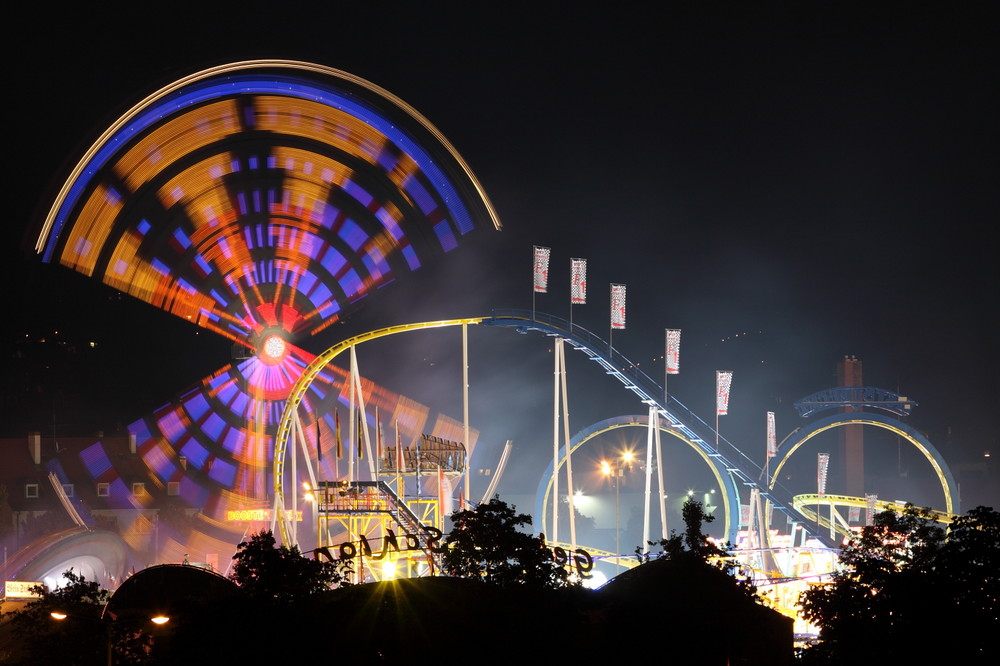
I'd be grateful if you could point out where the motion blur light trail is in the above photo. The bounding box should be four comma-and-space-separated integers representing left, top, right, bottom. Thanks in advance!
30, 61, 501, 563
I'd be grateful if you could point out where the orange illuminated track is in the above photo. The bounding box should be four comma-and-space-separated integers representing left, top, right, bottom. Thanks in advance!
792, 493, 956, 539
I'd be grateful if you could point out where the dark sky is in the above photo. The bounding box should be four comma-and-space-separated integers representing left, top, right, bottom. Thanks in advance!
5, 3, 998, 514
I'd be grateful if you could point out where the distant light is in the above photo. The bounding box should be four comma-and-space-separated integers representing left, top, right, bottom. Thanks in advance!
150, 615, 170, 625
583, 570, 608, 589
50, 612, 68, 620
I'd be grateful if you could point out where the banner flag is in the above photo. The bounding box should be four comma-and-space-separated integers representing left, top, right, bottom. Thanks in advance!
396, 423, 403, 472
610, 283, 627, 330
665, 329, 681, 375
375, 407, 382, 460
335, 410, 343, 459
817, 453, 830, 496
848, 506, 860, 523
316, 417, 323, 461
570, 258, 587, 304
533, 246, 551, 293
357, 410, 364, 460
865, 494, 878, 526
766, 411, 777, 459
716, 371, 733, 415
438, 467, 446, 514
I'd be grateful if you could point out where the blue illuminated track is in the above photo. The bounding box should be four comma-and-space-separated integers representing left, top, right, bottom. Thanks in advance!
483, 308, 833, 548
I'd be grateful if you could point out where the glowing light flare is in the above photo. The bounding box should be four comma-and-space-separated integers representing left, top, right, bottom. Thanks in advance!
381, 559, 397, 580
263, 334, 286, 361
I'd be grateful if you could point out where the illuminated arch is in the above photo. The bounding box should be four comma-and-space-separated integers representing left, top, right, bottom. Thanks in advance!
32, 61, 501, 553
768, 411, 959, 517
533, 415, 741, 546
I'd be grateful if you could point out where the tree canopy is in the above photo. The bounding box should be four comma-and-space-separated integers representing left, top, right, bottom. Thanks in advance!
641, 497, 727, 562
442, 497, 572, 588
228, 530, 350, 603
798, 504, 1000, 663
638, 498, 759, 601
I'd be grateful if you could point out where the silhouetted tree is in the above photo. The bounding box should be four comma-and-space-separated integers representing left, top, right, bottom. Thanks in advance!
443, 496, 572, 588
639, 498, 726, 561
3, 568, 123, 665
228, 530, 351, 603
798, 504, 1000, 663
637, 498, 758, 601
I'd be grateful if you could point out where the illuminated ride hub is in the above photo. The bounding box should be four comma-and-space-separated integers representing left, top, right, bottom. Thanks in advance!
30, 60, 500, 569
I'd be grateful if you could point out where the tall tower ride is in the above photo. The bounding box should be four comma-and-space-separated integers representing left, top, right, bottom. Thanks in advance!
838, 356, 865, 498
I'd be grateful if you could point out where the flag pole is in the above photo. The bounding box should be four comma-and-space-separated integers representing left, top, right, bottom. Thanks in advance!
462, 323, 471, 512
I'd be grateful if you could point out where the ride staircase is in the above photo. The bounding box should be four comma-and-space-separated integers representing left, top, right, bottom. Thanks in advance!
316, 480, 445, 570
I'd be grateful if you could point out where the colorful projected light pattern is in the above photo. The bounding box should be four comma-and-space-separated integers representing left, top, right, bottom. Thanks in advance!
35, 61, 498, 555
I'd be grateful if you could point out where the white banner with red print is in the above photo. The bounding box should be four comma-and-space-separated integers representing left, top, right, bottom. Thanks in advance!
716, 370, 733, 415
665, 329, 681, 375
533, 246, 550, 293
766, 411, 777, 459
570, 258, 587, 304
610, 283, 626, 329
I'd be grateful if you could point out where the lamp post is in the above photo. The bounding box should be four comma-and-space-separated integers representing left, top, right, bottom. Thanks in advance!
601, 451, 634, 574
303, 481, 316, 551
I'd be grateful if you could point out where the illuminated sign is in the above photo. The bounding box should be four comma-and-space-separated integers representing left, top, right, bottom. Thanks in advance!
551, 545, 594, 580
226, 509, 302, 522
4, 581, 44, 599
315, 527, 446, 563
314, 528, 593, 579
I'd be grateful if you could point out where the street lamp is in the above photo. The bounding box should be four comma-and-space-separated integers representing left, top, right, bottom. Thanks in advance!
601, 451, 634, 574
51, 610, 170, 666
51, 610, 113, 666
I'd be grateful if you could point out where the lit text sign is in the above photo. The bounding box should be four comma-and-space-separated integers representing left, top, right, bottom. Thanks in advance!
226, 509, 302, 522
314, 527, 446, 562
314, 528, 593, 579
5, 581, 43, 599
551, 546, 594, 579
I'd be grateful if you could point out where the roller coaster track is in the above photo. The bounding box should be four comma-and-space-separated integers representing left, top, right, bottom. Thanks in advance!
482, 308, 830, 548
273, 309, 830, 549
792, 493, 956, 539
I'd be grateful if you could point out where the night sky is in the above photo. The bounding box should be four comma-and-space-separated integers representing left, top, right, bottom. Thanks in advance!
5, 3, 997, 520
